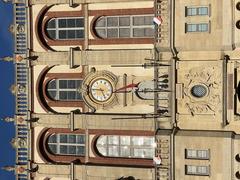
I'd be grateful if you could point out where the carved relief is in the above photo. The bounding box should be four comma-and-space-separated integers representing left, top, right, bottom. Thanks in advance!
181, 66, 221, 115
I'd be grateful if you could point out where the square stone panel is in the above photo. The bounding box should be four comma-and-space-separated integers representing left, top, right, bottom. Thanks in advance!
176, 61, 223, 116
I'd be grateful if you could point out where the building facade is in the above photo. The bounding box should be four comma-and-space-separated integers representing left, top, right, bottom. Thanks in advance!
3, 0, 240, 179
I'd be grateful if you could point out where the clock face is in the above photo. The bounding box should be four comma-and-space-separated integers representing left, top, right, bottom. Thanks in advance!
90, 78, 113, 102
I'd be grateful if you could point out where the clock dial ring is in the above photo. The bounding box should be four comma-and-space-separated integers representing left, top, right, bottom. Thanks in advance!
89, 78, 113, 102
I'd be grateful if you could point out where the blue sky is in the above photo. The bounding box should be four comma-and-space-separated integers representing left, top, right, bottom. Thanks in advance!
0, 1, 16, 180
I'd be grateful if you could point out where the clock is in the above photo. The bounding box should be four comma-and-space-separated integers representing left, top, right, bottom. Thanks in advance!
89, 78, 113, 102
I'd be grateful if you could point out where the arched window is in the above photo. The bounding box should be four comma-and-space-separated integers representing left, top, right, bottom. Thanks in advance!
46, 17, 84, 40
95, 15, 154, 38
47, 79, 82, 101
47, 134, 85, 155
96, 135, 154, 158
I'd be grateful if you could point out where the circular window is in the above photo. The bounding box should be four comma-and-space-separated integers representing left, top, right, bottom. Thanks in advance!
191, 85, 207, 98
237, 2, 240, 11
236, 20, 240, 29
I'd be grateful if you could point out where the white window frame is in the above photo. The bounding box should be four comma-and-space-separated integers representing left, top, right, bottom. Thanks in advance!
46, 17, 84, 40
185, 165, 210, 176
186, 23, 209, 32
96, 135, 155, 158
47, 79, 82, 101
48, 134, 85, 156
185, 149, 210, 160
95, 15, 154, 38
186, 7, 209, 16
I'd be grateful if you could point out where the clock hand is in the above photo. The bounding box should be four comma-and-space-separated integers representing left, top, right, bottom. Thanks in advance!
91, 88, 104, 91
101, 89, 106, 98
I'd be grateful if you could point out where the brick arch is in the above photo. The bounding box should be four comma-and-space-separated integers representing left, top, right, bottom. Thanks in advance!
35, 5, 55, 51
36, 66, 86, 113
37, 128, 154, 167
43, 71, 85, 110
35, 5, 85, 50
35, 66, 57, 113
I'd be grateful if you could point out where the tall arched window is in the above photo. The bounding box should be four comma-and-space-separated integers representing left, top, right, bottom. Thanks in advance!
96, 135, 154, 158
95, 15, 154, 38
47, 79, 82, 101
47, 134, 85, 155
46, 17, 84, 40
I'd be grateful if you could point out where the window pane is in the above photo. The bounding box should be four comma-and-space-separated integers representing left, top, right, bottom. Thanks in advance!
76, 92, 82, 100
119, 17, 130, 26
108, 136, 119, 145
48, 135, 57, 143
146, 148, 155, 158
119, 28, 130, 37
108, 146, 119, 156
199, 24, 208, 32
97, 136, 107, 145
97, 146, 107, 156
68, 146, 76, 154
47, 30, 56, 39
47, 19, 56, 28
120, 136, 130, 145
59, 30, 67, 39
76, 135, 85, 144
133, 28, 145, 37
96, 18, 106, 27
58, 19, 67, 28
60, 145, 68, 154
68, 135, 76, 143
47, 90, 57, 100
144, 16, 153, 25
143, 137, 154, 145
76, 146, 85, 155
67, 91, 77, 100
133, 16, 145, 26
48, 80, 56, 89
60, 134, 68, 143
96, 29, 106, 38
68, 80, 76, 89
76, 80, 82, 88
59, 80, 67, 88
188, 8, 197, 16
145, 28, 154, 37
67, 19, 76, 27
198, 7, 208, 15
67, 30, 76, 39
187, 24, 197, 32
120, 146, 130, 157
107, 29, 118, 38
48, 144, 57, 154
76, 30, 84, 39
107, 17, 118, 26
59, 91, 68, 100
132, 137, 144, 145
134, 148, 145, 158
76, 18, 84, 27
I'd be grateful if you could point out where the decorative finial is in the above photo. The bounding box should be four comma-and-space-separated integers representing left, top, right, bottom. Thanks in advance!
8, 24, 15, 34
1, 117, 15, 122
9, 84, 17, 95
2, 0, 12, 3
2, 166, 15, 172
1, 56, 13, 62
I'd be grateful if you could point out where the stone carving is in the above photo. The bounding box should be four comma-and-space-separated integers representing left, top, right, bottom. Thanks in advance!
18, 84, 26, 94
2, 117, 15, 122
182, 66, 221, 115
17, 24, 25, 33
10, 138, 27, 149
